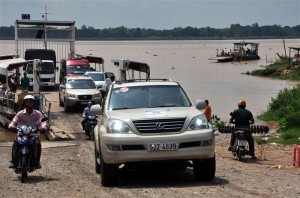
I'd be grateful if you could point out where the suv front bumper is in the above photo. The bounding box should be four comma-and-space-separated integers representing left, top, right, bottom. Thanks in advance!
100, 130, 215, 164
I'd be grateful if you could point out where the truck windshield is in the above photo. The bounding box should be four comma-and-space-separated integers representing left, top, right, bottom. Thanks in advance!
67, 65, 90, 75
26, 62, 54, 74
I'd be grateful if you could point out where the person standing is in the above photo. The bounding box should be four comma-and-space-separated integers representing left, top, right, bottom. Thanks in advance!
228, 99, 256, 159
204, 100, 212, 122
21, 72, 30, 92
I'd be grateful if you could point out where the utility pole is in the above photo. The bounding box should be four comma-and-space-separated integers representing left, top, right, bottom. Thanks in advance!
40, 5, 52, 49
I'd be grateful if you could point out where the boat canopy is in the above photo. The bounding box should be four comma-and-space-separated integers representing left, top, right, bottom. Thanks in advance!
233, 41, 259, 55
0, 58, 28, 76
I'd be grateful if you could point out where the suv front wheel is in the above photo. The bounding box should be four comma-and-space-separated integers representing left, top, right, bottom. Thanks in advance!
100, 150, 119, 186
193, 155, 216, 181
63, 99, 70, 112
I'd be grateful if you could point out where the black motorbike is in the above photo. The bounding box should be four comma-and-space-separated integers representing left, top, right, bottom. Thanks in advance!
9, 116, 48, 183
218, 125, 269, 161
85, 115, 98, 141
232, 128, 251, 161
12, 125, 41, 183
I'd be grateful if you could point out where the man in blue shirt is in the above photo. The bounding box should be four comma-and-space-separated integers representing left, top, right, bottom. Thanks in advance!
81, 101, 92, 134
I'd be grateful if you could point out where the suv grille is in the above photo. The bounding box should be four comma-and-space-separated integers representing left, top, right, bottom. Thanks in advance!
133, 118, 186, 134
78, 95, 92, 100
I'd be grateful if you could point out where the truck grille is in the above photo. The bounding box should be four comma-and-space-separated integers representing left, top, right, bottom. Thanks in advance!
78, 95, 92, 100
39, 78, 52, 82
133, 118, 186, 134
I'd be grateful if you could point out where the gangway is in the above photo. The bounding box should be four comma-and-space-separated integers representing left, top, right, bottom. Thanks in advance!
15, 19, 76, 85
112, 59, 150, 81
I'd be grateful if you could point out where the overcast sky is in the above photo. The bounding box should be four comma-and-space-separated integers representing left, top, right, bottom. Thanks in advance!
0, 0, 299, 29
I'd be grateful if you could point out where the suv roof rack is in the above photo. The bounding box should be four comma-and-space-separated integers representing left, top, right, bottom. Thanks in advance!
115, 78, 173, 84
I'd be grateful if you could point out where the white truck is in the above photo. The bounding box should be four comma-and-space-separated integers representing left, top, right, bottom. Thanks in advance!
24, 49, 57, 90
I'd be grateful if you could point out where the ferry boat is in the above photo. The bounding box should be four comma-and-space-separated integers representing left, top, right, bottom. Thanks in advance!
209, 41, 260, 62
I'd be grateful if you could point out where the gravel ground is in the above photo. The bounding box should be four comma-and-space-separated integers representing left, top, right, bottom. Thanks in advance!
0, 133, 299, 198
0, 91, 299, 198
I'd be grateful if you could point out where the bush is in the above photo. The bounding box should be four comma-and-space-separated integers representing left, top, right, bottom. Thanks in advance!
259, 84, 300, 128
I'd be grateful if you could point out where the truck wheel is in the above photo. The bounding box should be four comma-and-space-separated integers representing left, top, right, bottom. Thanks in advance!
193, 155, 216, 181
100, 152, 118, 186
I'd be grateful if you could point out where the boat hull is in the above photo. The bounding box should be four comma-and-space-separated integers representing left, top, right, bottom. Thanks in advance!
209, 55, 260, 62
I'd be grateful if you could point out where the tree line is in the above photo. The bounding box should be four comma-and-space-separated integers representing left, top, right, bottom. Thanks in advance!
1, 23, 300, 40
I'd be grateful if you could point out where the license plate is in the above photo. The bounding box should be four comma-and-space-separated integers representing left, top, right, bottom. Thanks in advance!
148, 142, 178, 151
237, 140, 247, 146
81, 101, 89, 105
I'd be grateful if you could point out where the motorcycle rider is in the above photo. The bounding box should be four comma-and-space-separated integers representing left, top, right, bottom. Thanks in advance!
228, 99, 257, 159
81, 101, 93, 134
8, 95, 48, 169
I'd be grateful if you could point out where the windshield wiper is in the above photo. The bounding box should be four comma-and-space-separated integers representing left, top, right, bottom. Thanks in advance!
148, 105, 178, 108
111, 107, 130, 110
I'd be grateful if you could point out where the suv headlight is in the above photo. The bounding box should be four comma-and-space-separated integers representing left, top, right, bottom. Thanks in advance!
107, 119, 134, 134
94, 92, 101, 97
187, 114, 209, 130
66, 92, 75, 98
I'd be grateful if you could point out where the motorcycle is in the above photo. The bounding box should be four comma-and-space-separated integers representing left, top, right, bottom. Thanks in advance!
232, 128, 251, 161
85, 115, 98, 141
10, 116, 48, 183
218, 125, 269, 161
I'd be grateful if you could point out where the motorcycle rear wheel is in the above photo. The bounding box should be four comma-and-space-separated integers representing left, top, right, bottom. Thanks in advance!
237, 150, 243, 161
21, 156, 28, 183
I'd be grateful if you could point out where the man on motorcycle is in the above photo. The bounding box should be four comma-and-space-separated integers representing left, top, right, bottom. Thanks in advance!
8, 95, 48, 169
228, 99, 257, 159
81, 101, 93, 134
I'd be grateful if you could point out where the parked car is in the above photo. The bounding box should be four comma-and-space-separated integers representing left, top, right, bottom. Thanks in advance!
58, 75, 102, 112
84, 71, 115, 93
90, 79, 216, 186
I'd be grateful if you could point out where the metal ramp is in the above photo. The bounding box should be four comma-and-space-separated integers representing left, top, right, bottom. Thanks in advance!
15, 19, 76, 84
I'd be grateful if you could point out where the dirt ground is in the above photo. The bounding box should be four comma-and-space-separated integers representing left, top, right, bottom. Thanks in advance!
0, 91, 299, 198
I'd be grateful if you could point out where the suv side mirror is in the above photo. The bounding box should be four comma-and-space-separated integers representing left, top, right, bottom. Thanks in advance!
195, 100, 206, 110
90, 104, 102, 115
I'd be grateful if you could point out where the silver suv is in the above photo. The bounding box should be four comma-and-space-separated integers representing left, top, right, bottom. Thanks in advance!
59, 75, 102, 112
90, 79, 216, 186
84, 71, 115, 93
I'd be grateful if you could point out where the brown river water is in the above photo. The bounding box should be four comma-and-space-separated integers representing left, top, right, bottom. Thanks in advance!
0, 39, 299, 140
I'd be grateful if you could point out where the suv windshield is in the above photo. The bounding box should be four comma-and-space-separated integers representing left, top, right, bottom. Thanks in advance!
109, 85, 191, 110
67, 79, 96, 89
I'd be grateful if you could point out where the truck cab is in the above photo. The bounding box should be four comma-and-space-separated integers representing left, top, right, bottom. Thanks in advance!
24, 49, 57, 90
59, 57, 91, 83
26, 60, 56, 88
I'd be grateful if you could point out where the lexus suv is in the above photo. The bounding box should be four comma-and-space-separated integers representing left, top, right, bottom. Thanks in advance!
90, 79, 216, 186
59, 75, 102, 112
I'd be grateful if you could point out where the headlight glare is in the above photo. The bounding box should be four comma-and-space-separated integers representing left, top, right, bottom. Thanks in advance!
108, 119, 133, 134
187, 114, 208, 130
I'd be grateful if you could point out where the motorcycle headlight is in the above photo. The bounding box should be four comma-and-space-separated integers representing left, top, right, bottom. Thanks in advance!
19, 125, 35, 135
107, 119, 134, 134
187, 114, 209, 131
